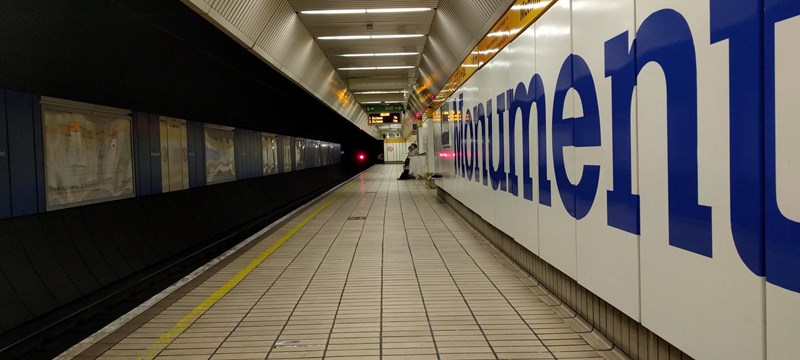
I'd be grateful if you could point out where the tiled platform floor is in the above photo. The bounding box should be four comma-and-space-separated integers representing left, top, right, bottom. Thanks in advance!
66, 165, 624, 360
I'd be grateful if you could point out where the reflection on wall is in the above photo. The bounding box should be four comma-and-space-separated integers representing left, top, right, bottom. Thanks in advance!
294, 139, 305, 170
314, 142, 322, 166
262, 134, 278, 175
43, 109, 134, 209
282, 136, 293, 172
205, 127, 236, 184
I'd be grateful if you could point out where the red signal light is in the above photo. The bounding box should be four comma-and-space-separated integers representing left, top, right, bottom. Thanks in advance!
358, 153, 365, 161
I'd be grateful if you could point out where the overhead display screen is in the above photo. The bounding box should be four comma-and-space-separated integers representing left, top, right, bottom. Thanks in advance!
368, 112, 401, 125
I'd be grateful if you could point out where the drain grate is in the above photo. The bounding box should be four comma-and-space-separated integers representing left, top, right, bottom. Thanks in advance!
348, 216, 367, 220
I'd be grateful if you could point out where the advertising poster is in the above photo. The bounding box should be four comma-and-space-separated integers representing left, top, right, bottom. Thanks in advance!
282, 136, 293, 172
262, 133, 278, 175
43, 108, 134, 209
294, 138, 305, 170
204, 126, 236, 184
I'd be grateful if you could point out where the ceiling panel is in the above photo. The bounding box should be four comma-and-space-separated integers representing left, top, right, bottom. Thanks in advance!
315, 37, 428, 52
407, 0, 515, 127
185, 0, 517, 139
327, 56, 420, 68
348, 77, 412, 90
298, 13, 435, 34
286, 1, 440, 11
253, 0, 304, 64
287, 1, 441, 109
354, 93, 407, 103
337, 68, 417, 78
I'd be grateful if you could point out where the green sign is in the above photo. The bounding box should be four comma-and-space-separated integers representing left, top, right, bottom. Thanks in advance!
364, 104, 404, 113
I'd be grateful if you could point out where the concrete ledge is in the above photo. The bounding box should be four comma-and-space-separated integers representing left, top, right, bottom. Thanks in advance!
438, 187, 694, 360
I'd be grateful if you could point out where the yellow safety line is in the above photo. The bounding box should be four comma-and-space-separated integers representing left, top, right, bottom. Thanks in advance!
138, 182, 354, 359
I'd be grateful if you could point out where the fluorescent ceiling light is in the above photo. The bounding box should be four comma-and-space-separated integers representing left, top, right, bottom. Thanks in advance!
339, 52, 419, 57
366, 8, 432, 13
487, 31, 509, 37
470, 49, 499, 55
353, 90, 409, 95
301, 8, 432, 15
318, 34, 424, 40
339, 66, 415, 70
511, 3, 549, 11
361, 101, 405, 104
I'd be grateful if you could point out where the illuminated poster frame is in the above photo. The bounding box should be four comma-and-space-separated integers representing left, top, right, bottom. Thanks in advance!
41, 97, 136, 210
204, 125, 236, 184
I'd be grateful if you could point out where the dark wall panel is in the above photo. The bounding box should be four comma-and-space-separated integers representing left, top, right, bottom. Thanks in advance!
31, 97, 45, 212
38, 211, 101, 296
0, 221, 59, 316
6, 91, 39, 216
148, 114, 162, 194
59, 211, 118, 286
0, 268, 31, 332
133, 112, 152, 196
187, 121, 202, 188
0, 91, 10, 219
12, 217, 80, 306
235, 129, 246, 180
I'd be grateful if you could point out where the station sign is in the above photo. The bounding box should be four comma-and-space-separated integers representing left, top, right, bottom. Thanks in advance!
368, 112, 401, 125
364, 104, 404, 113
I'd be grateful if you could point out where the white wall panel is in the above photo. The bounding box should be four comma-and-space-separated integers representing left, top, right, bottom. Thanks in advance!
490, 48, 515, 237
506, 26, 540, 254
535, 0, 577, 278
636, 1, 764, 359
180, 0, 381, 139
473, 59, 497, 226
572, 0, 640, 320
426, 1, 800, 358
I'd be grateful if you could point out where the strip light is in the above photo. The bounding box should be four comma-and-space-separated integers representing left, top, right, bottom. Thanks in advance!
353, 90, 409, 95
360, 101, 405, 104
510, 3, 549, 11
301, 8, 432, 15
318, 34, 424, 40
339, 52, 419, 57
339, 66, 415, 71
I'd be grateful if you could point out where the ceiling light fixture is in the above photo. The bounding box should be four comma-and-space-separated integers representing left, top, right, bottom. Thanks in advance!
339, 66, 415, 70
487, 31, 510, 37
301, 8, 432, 15
360, 101, 405, 104
318, 34, 424, 40
510, 3, 549, 11
339, 52, 419, 57
353, 90, 409, 95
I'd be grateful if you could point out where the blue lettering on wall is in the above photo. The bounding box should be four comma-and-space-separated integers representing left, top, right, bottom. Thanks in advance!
488, 98, 507, 191
605, 32, 641, 234
764, 0, 800, 292
453, 98, 462, 175
500, 91, 518, 196
536, 75, 551, 207
637, 10, 713, 257
441, 6, 800, 294
711, 0, 766, 276
552, 55, 601, 220
464, 108, 475, 181
508, 77, 543, 202
475, 104, 489, 185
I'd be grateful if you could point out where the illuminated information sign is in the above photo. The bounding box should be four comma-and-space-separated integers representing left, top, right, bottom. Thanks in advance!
364, 104, 404, 113
368, 112, 401, 125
